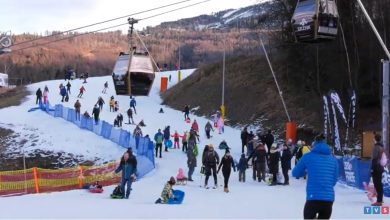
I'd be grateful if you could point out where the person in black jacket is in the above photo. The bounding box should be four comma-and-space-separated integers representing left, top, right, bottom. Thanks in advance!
218, 149, 236, 193
265, 130, 274, 154
269, 143, 281, 186
183, 105, 190, 120
36, 88, 43, 105
248, 142, 267, 182
281, 143, 292, 185
202, 145, 219, 188
371, 134, 385, 206
241, 127, 249, 154
92, 105, 100, 125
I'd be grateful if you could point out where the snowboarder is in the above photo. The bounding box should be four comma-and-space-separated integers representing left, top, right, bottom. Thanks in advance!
155, 177, 176, 204
292, 134, 338, 219
74, 100, 81, 121
241, 127, 249, 154
281, 143, 292, 185
66, 81, 71, 94
36, 88, 42, 105
170, 131, 180, 149
133, 126, 143, 149
109, 96, 115, 112
269, 144, 281, 186
92, 104, 100, 125
183, 105, 190, 121
97, 97, 105, 111
102, 81, 108, 94
370, 134, 386, 206
60, 85, 67, 102
205, 121, 214, 139
247, 142, 267, 182
187, 149, 197, 181
130, 97, 137, 114
163, 126, 171, 152
43, 87, 49, 104
217, 149, 236, 193
237, 153, 248, 182
191, 120, 199, 133
77, 86, 86, 98
154, 129, 164, 158
181, 131, 188, 153
202, 144, 219, 189
127, 108, 135, 124
114, 152, 137, 199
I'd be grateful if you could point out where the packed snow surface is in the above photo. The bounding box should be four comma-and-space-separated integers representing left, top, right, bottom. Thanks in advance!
0, 69, 386, 219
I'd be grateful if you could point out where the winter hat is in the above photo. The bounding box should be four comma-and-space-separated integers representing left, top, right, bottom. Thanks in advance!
271, 143, 277, 149
169, 176, 176, 185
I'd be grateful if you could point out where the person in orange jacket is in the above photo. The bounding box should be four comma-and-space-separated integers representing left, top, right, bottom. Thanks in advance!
171, 131, 180, 149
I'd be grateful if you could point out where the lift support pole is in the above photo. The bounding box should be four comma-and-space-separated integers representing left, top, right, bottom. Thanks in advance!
127, 18, 138, 96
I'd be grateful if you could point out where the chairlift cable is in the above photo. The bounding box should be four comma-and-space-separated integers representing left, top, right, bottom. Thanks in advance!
134, 31, 161, 72
10, 0, 192, 48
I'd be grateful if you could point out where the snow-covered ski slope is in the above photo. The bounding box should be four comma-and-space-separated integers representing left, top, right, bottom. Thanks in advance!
0, 69, 386, 219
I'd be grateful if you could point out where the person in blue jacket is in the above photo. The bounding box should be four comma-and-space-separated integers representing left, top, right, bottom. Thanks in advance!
130, 97, 137, 114
60, 86, 67, 102
292, 134, 338, 219
154, 129, 164, 158
115, 151, 137, 199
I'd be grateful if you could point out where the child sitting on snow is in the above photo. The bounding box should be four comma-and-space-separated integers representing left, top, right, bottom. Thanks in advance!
89, 181, 103, 190
155, 177, 176, 204
176, 168, 188, 185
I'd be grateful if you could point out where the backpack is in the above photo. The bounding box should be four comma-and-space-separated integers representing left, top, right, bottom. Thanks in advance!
207, 151, 216, 164
110, 185, 123, 199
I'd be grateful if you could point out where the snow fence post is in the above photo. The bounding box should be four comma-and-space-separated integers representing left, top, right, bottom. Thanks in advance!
32, 167, 40, 193
78, 166, 84, 189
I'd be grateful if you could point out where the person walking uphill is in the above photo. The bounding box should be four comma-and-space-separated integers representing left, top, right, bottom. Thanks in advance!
115, 152, 137, 199
183, 105, 190, 121
217, 149, 236, 193
371, 134, 386, 206
36, 88, 42, 105
154, 129, 164, 158
74, 100, 81, 121
292, 134, 338, 219
281, 143, 292, 185
241, 127, 249, 154
202, 145, 220, 189
205, 121, 214, 139
130, 97, 137, 114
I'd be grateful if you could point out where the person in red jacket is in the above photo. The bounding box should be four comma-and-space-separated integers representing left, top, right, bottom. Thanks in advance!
171, 131, 180, 149
77, 86, 86, 98
191, 120, 199, 133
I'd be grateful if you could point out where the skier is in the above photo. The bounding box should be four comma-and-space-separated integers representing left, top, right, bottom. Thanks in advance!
237, 153, 248, 182
181, 131, 188, 153
66, 81, 71, 94
292, 134, 338, 219
202, 144, 219, 189
154, 129, 164, 158
155, 177, 176, 204
60, 85, 67, 102
183, 105, 190, 120
130, 97, 137, 114
217, 149, 236, 193
109, 96, 115, 112
187, 149, 197, 181
241, 127, 249, 154
77, 85, 86, 98
269, 144, 281, 186
114, 151, 137, 199
97, 97, 105, 111
247, 142, 267, 182
171, 130, 180, 149
74, 100, 81, 121
205, 121, 214, 139
133, 126, 143, 149
281, 143, 292, 185
117, 113, 123, 127
191, 120, 199, 133
163, 126, 171, 152
36, 88, 42, 105
92, 104, 100, 125
371, 134, 386, 206
127, 107, 135, 124
102, 81, 108, 94
43, 86, 49, 104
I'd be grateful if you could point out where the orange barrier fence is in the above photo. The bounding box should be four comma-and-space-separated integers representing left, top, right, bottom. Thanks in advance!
0, 162, 121, 197
160, 77, 168, 92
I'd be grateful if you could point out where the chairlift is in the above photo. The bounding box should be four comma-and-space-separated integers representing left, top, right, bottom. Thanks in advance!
291, 0, 339, 43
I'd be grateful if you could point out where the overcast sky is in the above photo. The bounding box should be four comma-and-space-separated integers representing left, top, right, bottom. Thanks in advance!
0, 0, 263, 35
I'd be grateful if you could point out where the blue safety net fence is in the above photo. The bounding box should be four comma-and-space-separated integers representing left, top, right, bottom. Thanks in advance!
29, 102, 155, 179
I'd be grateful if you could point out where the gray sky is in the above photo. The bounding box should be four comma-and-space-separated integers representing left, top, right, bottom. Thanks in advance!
0, 0, 263, 34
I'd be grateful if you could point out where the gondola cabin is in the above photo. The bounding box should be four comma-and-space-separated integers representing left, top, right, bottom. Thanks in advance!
291, 0, 339, 43
112, 49, 155, 96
